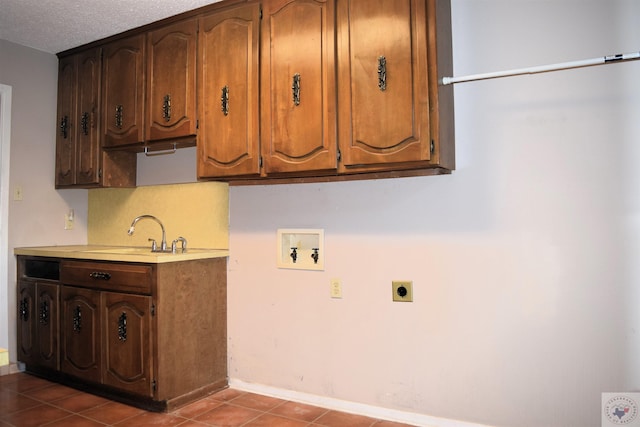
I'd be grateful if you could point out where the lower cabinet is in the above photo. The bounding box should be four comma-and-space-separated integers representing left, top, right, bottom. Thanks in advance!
17, 256, 227, 412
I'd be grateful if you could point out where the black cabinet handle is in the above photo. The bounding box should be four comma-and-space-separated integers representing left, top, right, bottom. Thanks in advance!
89, 272, 111, 280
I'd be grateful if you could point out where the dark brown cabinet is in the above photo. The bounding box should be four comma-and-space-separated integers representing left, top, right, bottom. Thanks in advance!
260, 0, 338, 175
146, 18, 198, 144
197, 3, 261, 178
17, 255, 227, 412
61, 286, 102, 383
337, 0, 448, 171
102, 34, 146, 148
17, 281, 59, 371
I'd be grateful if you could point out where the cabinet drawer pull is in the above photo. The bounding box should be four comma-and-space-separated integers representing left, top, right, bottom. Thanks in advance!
292, 73, 301, 106
73, 306, 82, 332
221, 86, 229, 116
39, 300, 49, 325
80, 112, 89, 136
89, 271, 111, 280
118, 312, 127, 342
377, 56, 387, 91
162, 94, 171, 122
19, 298, 29, 321
60, 116, 69, 139
115, 104, 123, 129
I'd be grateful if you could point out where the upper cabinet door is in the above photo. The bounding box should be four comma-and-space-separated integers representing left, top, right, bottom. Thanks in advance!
198, 4, 261, 178
75, 49, 102, 185
55, 55, 77, 187
337, 0, 431, 168
147, 18, 198, 142
261, 0, 337, 175
102, 34, 146, 147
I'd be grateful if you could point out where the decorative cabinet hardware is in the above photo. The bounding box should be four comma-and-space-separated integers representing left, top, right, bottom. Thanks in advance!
89, 271, 111, 280
162, 94, 171, 122
292, 73, 301, 106
60, 116, 69, 139
114, 104, 124, 129
19, 298, 29, 321
80, 112, 89, 135
221, 85, 229, 116
377, 56, 387, 91
72, 306, 82, 332
39, 300, 50, 325
118, 312, 127, 342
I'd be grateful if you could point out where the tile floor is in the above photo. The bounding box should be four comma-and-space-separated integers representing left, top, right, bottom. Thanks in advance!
0, 373, 415, 427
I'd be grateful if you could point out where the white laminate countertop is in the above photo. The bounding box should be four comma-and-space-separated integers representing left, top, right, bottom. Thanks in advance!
14, 245, 229, 264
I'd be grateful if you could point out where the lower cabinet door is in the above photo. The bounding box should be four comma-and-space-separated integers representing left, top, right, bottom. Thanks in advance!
103, 292, 153, 396
61, 286, 102, 383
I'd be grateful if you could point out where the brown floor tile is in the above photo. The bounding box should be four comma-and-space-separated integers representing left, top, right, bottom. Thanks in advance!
243, 413, 310, 427
229, 392, 285, 411
42, 414, 108, 426
194, 403, 261, 426
372, 421, 417, 427
0, 389, 42, 414
171, 396, 223, 419
22, 382, 80, 403
269, 400, 328, 422
80, 400, 145, 425
0, 374, 51, 393
313, 410, 377, 427
113, 411, 187, 427
51, 392, 111, 413
1, 403, 72, 427
174, 421, 212, 427
210, 388, 245, 402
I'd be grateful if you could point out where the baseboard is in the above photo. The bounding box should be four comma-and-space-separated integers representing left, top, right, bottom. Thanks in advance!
229, 378, 493, 427
0, 362, 24, 376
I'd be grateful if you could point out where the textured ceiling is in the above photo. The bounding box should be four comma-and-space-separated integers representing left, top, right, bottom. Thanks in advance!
0, 0, 223, 54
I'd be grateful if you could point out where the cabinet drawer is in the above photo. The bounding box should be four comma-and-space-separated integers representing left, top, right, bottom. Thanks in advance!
61, 260, 153, 294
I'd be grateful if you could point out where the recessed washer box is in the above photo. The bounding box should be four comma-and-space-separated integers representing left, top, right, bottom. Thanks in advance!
277, 229, 324, 271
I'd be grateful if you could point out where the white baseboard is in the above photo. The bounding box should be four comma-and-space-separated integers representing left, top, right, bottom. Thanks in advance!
0, 362, 24, 376
228, 378, 493, 427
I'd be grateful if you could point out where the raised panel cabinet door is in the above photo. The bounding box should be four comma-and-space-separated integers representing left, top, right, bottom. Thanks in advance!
337, 0, 431, 167
102, 34, 145, 147
75, 48, 102, 185
17, 282, 36, 365
55, 56, 77, 187
102, 292, 152, 396
36, 283, 60, 370
198, 3, 261, 178
147, 18, 197, 142
261, 0, 338, 174
61, 286, 102, 383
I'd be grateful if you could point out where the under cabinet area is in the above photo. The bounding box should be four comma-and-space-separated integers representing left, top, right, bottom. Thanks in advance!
16, 255, 228, 412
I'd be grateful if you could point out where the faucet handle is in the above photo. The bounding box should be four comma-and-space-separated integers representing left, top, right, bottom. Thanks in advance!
171, 237, 187, 254
148, 238, 157, 251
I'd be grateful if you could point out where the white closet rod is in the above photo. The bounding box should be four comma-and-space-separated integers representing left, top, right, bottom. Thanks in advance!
440, 51, 640, 85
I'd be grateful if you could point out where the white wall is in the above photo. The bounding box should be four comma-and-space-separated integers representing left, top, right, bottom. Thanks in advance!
226, 2, 640, 427
3, 1, 640, 426
0, 40, 88, 362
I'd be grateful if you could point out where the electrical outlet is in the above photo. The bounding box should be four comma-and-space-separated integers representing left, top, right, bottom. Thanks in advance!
13, 185, 23, 201
330, 278, 342, 298
392, 281, 413, 302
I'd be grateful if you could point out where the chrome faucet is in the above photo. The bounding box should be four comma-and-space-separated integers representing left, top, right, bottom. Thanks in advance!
171, 236, 188, 254
128, 215, 168, 252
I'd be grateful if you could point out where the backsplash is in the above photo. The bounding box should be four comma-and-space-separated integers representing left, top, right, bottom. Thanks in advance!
87, 182, 228, 249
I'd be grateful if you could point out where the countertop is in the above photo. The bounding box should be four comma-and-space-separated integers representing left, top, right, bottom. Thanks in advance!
14, 245, 229, 264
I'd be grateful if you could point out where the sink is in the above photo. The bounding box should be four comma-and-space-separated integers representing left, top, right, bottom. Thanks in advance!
85, 247, 157, 255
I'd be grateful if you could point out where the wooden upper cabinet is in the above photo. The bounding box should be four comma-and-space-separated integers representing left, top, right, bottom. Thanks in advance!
102, 34, 146, 147
55, 49, 102, 187
55, 56, 77, 187
147, 18, 198, 142
261, 0, 338, 175
198, 4, 261, 178
337, 0, 432, 169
